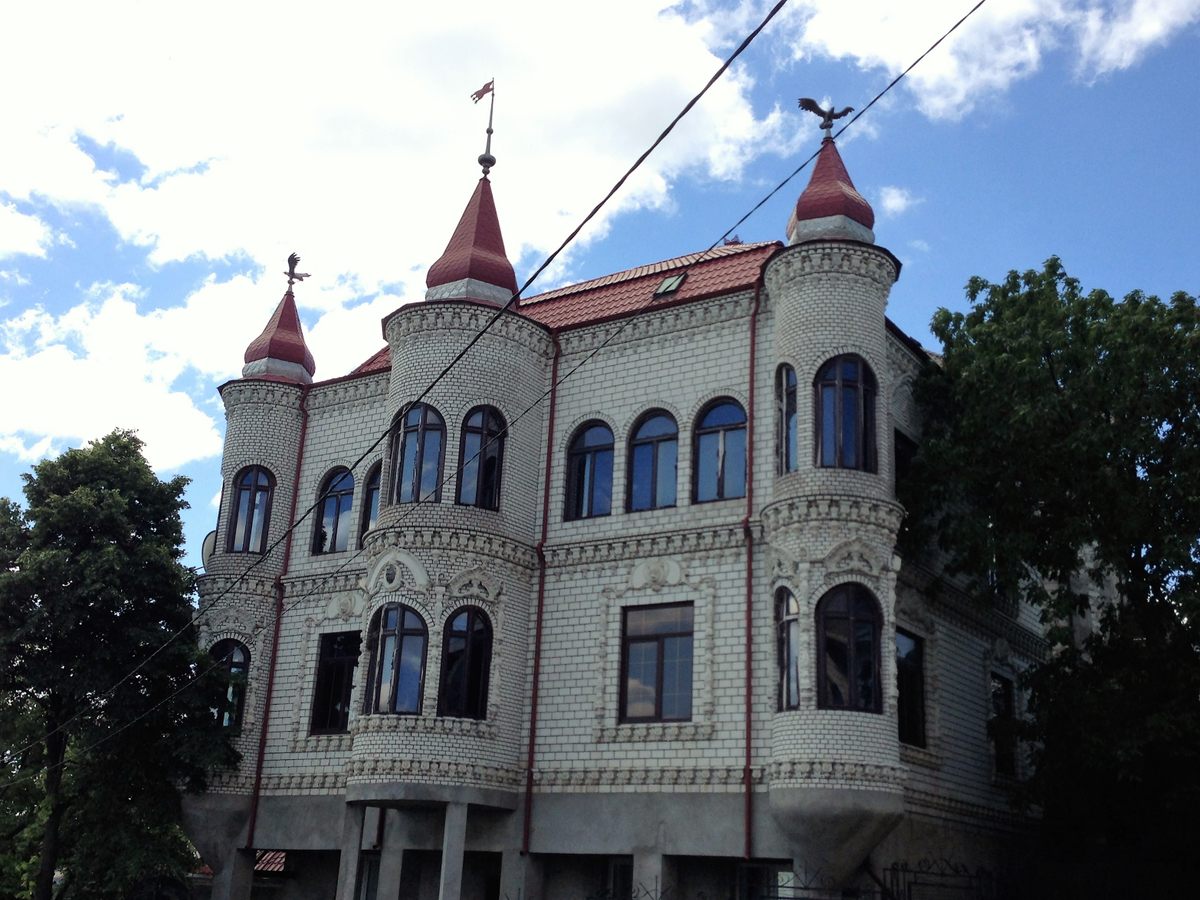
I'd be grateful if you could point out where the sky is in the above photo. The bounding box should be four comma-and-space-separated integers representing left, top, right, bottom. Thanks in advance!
1, 0, 1198, 567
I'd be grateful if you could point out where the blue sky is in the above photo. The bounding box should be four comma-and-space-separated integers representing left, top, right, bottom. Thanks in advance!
1, 0, 1198, 567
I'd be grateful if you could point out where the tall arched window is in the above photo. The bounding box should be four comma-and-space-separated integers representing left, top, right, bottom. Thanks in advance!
359, 463, 382, 546
815, 356, 877, 472
457, 406, 506, 510
313, 468, 354, 554
627, 410, 677, 512
228, 466, 275, 554
364, 603, 427, 715
438, 607, 492, 719
776, 365, 798, 474
815, 584, 882, 712
565, 422, 614, 520
391, 403, 445, 503
776, 588, 801, 710
693, 399, 746, 502
210, 639, 250, 730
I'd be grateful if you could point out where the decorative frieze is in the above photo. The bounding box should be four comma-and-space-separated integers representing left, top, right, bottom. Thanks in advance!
768, 759, 906, 792
763, 242, 899, 293
546, 525, 746, 568
557, 291, 753, 356
384, 303, 554, 360
345, 757, 522, 790
535, 764, 765, 790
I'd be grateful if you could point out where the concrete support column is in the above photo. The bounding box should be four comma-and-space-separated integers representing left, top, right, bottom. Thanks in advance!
375, 809, 406, 900
209, 848, 254, 900
499, 848, 543, 900
335, 804, 367, 900
437, 802, 469, 900
633, 852, 676, 899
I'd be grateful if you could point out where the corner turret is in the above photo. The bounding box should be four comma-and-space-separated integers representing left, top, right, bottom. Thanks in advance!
242, 285, 316, 384
786, 137, 876, 245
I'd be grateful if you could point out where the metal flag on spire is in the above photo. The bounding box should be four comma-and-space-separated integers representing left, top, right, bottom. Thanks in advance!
474, 78, 497, 176
470, 80, 494, 103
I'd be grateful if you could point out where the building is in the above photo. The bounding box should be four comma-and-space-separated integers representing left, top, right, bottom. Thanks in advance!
184, 130, 1045, 900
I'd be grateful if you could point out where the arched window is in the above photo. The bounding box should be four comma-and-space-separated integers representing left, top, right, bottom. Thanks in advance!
627, 411, 677, 512
565, 421, 614, 520
693, 399, 746, 502
457, 406, 506, 510
777, 365, 798, 474
210, 639, 250, 730
438, 607, 492, 719
391, 403, 445, 504
364, 604, 427, 715
313, 468, 354, 554
228, 466, 275, 554
359, 463, 382, 546
815, 584, 882, 712
815, 356, 877, 471
776, 588, 801, 710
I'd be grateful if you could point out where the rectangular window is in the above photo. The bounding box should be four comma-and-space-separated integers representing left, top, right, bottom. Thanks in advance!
896, 628, 926, 747
620, 603, 693, 722
990, 672, 1017, 776
310, 631, 362, 734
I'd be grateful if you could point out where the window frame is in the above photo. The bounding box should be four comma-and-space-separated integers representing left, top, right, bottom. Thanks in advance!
309, 630, 362, 735
390, 403, 446, 504
814, 354, 877, 472
359, 462, 382, 547
989, 672, 1018, 777
227, 465, 275, 554
363, 603, 428, 716
438, 606, 493, 720
776, 588, 801, 711
313, 467, 355, 555
815, 583, 883, 713
564, 420, 615, 521
210, 638, 250, 731
692, 398, 747, 504
456, 405, 506, 511
776, 365, 798, 475
618, 601, 694, 724
626, 410, 678, 513
896, 627, 926, 747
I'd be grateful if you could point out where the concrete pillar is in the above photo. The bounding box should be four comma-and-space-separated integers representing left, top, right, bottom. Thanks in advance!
209, 847, 254, 900
499, 848, 543, 900
633, 852, 675, 899
437, 802, 468, 900
335, 804, 367, 900
375, 809, 406, 900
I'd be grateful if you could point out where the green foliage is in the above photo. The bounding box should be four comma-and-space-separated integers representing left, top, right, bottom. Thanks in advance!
0, 431, 236, 899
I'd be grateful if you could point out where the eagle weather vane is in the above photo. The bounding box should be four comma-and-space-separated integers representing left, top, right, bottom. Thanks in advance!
798, 97, 854, 136
284, 252, 311, 287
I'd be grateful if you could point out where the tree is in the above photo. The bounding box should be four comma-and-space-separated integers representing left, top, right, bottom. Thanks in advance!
0, 431, 236, 899
901, 258, 1200, 895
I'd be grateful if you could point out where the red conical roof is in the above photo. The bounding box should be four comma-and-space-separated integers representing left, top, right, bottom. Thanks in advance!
794, 138, 874, 230
243, 289, 315, 378
426, 176, 518, 294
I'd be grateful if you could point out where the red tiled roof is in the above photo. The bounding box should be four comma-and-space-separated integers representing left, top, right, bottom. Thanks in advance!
243, 289, 316, 376
794, 138, 874, 230
426, 177, 518, 294
351, 345, 390, 375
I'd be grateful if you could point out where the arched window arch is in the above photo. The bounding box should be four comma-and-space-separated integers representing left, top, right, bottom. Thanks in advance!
627, 410, 677, 512
210, 639, 250, 730
359, 463, 382, 546
313, 468, 354, 554
693, 399, 746, 503
364, 603, 427, 715
438, 606, 492, 719
457, 406, 506, 510
565, 421, 614, 520
228, 466, 275, 554
391, 403, 445, 504
776, 365, 798, 474
815, 583, 882, 712
776, 588, 801, 710
814, 356, 877, 472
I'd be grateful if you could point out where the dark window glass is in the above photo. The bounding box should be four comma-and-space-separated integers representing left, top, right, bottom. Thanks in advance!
439, 607, 492, 719
457, 406, 506, 510
565, 422, 614, 520
390, 404, 445, 504
620, 603, 693, 722
693, 399, 747, 503
364, 604, 427, 715
990, 673, 1017, 776
627, 411, 677, 512
777, 365, 798, 474
776, 588, 801, 710
816, 584, 881, 712
814, 356, 877, 472
310, 631, 362, 734
313, 468, 354, 554
228, 466, 274, 553
210, 639, 249, 730
896, 628, 926, 747
359, 464, 382, 546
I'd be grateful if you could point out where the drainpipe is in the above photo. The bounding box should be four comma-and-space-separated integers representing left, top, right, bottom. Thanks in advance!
742, 278, 762, 860
522, 333, 561, 854
246, 383, 310, 850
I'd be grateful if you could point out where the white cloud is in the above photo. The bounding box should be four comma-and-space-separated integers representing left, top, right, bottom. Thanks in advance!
879, 186, 921, 217
1076, 0, 1200, 75
909, 239, 931, 253
0, 202, 53, 259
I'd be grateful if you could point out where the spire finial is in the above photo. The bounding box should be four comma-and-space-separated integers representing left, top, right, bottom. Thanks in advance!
284, 252, 310, 288
798, 97, 854, 138
471, 78, 497, 176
